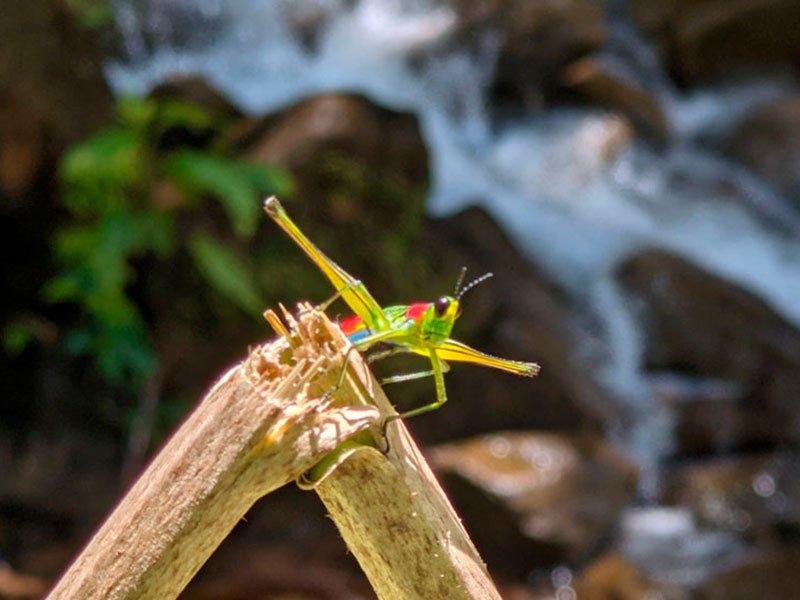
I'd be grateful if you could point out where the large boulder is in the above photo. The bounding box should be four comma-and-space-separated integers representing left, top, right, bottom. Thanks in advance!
617, 250, 800, 451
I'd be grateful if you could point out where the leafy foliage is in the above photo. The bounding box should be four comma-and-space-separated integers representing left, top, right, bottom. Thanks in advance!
45, 96, 292, 386
187, 233, 263, 315
65, 0, 113, 30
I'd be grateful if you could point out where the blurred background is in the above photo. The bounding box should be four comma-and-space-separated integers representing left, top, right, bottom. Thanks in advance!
2, 0, 800, 598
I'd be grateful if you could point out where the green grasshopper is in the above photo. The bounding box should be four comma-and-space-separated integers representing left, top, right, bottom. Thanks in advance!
264, 196, 539, 419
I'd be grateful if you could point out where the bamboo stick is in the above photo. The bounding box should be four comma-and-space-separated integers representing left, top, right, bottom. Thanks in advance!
47, 305, 380, 599
47, 304, 502, 599
314, 411, 502, 600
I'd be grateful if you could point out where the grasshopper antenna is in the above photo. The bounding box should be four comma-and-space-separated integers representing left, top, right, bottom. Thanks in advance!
456, 271, 493, 300
453, 266, 468, 297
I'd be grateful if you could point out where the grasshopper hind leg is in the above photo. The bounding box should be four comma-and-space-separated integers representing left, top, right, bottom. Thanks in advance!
384, 349, 449, 422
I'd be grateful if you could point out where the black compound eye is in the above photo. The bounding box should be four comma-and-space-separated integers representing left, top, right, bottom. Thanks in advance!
434, 296, 450, 317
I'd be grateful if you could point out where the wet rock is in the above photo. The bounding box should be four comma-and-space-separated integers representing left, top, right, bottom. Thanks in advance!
619, 507, 744, 588
280, 0, 351, 53
629, 0, 800, 85
650, 373, 753, 456
663, 453, 800, 534
430, 431, 638, 576
447, 0, 607, 111
239, 93, 427, 185
150, 75, 243, 121
617, 250, 800, 449
561, 56, 670, 141
726, 95, 800, 200
573, 552, 688, 600
701, 547, 800, 600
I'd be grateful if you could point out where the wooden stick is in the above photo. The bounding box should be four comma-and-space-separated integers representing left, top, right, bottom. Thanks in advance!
313, 408, 502, 600
46, 305, 380, 599
47, 304, 502, 599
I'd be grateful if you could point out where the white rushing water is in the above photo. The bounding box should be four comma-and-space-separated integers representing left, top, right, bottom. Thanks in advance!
107, 0, 800, 477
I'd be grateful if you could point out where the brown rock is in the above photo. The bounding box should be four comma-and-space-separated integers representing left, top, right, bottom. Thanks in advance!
0, 432, 121, 579
562, 56, 671, 141
727, 95, 800, 199
446, 0, 607, 109
0, 563, 47, 600
183, 544, 372, 600
150, 75, 243, 120
630, 0, 800, 85
497, 583, 551, 600
0, 0, 112, 146
650, 374, 761, 456
0, 91, 46, 197
574, 552, 688, 600
240, 94, 427, 185
701, 548, 800, 600
664, 453, 800, 533
0, 0, 112, 204
617, 250, 800, 449
431, 431, 638, 575
672, 393, 751, 457
235, 92, 430, 306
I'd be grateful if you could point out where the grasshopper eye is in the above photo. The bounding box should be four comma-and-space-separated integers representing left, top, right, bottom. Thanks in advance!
434, 296, 450, 317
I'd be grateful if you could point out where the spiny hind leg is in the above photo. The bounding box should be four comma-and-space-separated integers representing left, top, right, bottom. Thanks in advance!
383, 350, 448, 432
379, 359, 450, 385
366, 346, 450, 384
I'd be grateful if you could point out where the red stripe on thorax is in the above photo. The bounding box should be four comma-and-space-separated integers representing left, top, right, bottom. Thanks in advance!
405, 303, 430, 323
339, 315, 364, 336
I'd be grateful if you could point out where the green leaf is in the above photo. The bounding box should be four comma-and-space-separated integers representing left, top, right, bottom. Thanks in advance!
60, 127, 144, 215
156, 99, 216, 133
2, 319, 35, 355
117, 96, 158, 133
187, 233, 263, 315
164, 150, 260, 237
42, 272, 83, 303
65, 0, 113, 29
64, 319, 156, 385
61, 127, 142, 185
63, 328, 93, 355
95, 321, 155, 384
94, 209, 175, 258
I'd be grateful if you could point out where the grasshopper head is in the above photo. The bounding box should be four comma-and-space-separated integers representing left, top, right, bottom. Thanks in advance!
422, 295, 460, 342
434, 295, 460, 321
424, 270, 494, 342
